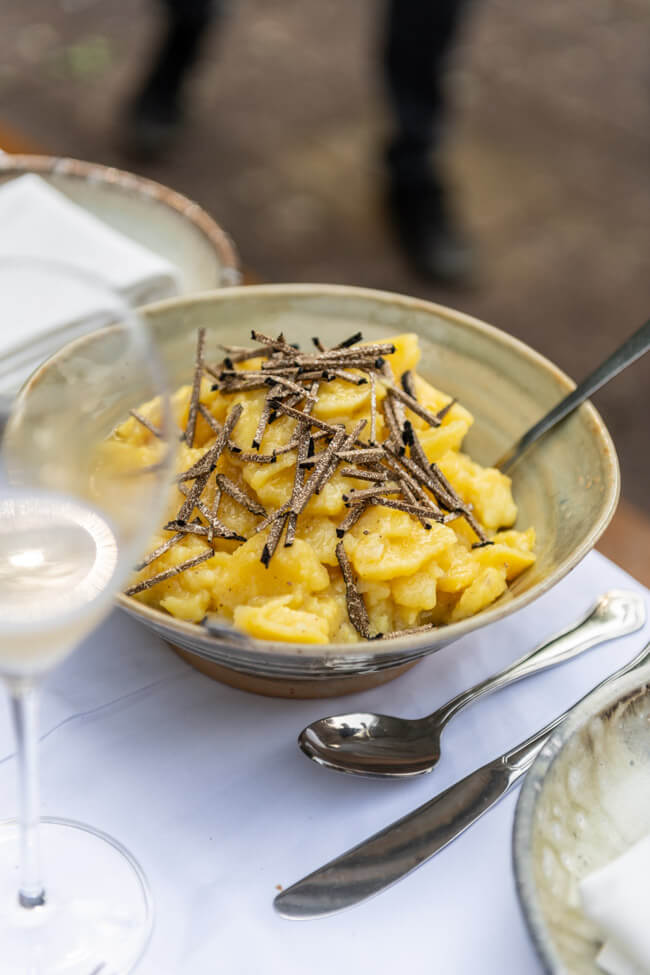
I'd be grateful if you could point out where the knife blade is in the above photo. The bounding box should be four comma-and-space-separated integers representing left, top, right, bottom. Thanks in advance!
274, 751, 529, 920
274, 639, 650, 920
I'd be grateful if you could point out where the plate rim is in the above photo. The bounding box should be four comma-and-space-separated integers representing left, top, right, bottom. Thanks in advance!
512, 664, 650, 974
0, 153, 241, 288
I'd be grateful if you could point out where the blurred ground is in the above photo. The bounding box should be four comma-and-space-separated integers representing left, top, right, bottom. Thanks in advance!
0, 0, 648, 513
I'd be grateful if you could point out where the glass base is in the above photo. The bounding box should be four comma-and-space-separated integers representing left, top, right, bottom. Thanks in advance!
0, 817, 153, 975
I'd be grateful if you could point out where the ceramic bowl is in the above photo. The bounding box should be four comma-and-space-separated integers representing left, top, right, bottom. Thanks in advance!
103, 283, 620, 696
0, 154, 240, 292
513, 664, 650, 973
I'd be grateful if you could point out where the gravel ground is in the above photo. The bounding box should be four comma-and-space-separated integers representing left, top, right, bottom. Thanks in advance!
1, 0, 648, 508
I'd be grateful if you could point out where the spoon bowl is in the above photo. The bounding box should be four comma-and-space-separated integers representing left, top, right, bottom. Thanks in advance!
300, 713, 440, 778
298, 590, 646, 778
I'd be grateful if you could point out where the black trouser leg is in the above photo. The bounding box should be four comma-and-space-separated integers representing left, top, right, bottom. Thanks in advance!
138, 0, 222, 104
383, 0, 471, 187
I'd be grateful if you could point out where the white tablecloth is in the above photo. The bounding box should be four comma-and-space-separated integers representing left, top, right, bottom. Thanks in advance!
1, 551, 648, 975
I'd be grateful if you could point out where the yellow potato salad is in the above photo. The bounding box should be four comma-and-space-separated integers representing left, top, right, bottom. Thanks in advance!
119, 332, 535, 643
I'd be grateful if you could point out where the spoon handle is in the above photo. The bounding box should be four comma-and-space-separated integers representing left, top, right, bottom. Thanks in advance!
426, 590, 646, 731
496, 318, 650, 473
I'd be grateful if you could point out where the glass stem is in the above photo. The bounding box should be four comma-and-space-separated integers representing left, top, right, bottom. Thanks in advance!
9, 680, 46, 908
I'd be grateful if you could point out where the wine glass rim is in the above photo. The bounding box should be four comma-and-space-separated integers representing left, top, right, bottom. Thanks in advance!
0, 255, 172, 424
3, 317, 176, 506
0, 267, 176, 649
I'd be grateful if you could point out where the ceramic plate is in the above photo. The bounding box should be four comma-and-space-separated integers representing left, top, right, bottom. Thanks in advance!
0, 154, 240, 293
513, 666, 650, 973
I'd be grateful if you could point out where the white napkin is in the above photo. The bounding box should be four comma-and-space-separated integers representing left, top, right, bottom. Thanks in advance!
580, 834, 650, 975
0, 173, 181, 360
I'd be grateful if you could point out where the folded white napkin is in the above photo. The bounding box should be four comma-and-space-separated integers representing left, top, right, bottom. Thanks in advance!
580, 833, 650, 975
0, 173, 181, 362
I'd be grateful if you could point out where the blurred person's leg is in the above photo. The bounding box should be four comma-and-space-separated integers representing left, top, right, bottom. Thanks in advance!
124, 0, 221, 158
384, 0, 474, 284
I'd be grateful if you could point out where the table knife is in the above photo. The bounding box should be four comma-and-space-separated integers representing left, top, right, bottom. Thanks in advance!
274, 639, 650, 919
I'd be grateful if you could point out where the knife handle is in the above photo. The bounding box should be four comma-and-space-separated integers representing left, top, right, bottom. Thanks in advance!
504, 638, 650, 773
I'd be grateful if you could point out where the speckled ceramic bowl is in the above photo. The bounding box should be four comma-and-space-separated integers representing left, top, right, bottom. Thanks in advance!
0, 154, 240, 291
513, 665, 650, 974
105, 283, 620, 697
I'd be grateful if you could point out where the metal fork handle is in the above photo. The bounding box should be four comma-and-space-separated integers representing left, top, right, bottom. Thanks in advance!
424, 590, 645, 732
496, 318, 650, 473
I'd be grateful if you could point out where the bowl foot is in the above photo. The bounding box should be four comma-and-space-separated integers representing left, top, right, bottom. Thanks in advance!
170, 645, 421, 698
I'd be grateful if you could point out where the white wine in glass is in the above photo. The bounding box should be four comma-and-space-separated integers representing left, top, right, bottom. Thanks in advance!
0, 258, 174, 974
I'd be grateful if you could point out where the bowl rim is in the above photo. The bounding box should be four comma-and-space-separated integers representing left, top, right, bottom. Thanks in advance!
511, 663, 650, 974
0, 153, 241, 287
112, 282, 620, 662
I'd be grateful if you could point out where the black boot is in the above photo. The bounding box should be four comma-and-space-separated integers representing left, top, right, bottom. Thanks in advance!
122, 0, 216, 159
123, 88, 184, 161
382, 0, 475, 283
386, 173, 474, 285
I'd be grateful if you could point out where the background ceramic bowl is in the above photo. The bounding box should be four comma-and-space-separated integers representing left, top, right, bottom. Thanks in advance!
0, 154, 241, 292
105, 283, 620, 696
513, 665, 650, 974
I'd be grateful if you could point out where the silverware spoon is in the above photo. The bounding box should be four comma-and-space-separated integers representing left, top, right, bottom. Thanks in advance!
298, 590, 646, 778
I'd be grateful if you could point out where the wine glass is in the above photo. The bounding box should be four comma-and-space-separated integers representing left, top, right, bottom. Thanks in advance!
0, 257, 175, 974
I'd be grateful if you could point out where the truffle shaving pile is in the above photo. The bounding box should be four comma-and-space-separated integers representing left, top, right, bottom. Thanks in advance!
126, 329, 499, 640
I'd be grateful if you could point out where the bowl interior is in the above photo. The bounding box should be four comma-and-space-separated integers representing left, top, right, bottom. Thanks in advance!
105, 283, 619, 675
513, 669, 650, 973
0, 155, 240, 293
